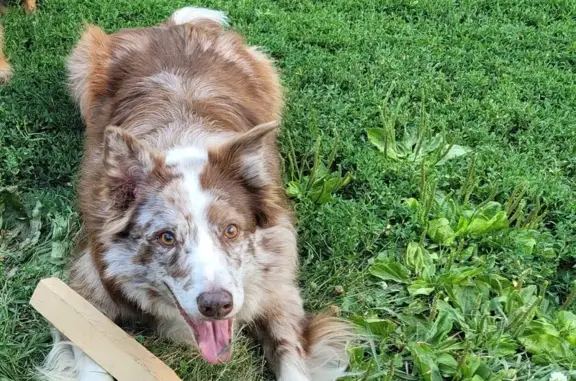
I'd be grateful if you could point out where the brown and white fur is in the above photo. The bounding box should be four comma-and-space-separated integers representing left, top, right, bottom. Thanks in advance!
38, 7, 353, 381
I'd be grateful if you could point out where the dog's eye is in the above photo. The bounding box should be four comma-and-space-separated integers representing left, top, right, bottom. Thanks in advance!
224, 224, 239, 239
159, 231, 176, 246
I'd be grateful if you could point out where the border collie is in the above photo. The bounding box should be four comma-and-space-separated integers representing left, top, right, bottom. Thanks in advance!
39, 7, 353, 381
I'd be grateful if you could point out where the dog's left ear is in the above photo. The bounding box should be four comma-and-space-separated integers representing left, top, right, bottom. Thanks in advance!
208, 121, 282, 226
209, 121, 279, 188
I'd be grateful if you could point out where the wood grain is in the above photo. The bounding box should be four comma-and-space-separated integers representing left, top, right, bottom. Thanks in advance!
30, 277, 182, 381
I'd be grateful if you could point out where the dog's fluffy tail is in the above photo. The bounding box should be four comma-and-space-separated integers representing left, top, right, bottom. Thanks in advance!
170, 6, 228, 26
304, 314, 356, 381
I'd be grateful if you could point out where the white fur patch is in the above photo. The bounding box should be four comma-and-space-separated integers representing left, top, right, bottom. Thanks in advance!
175, 165, 243, 317
147, 71, 218, 101
73, 347, 113, 381
309, 364, 348, 381
37, 331, 113, 381
166, 145, 208, 166
278, 356, 310, 381
147, 71, 189, 98
171, 7, 228, 26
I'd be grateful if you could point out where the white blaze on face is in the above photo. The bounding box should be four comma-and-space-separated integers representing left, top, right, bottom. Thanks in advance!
165, 145, 207, 166
165, 146, 243, 318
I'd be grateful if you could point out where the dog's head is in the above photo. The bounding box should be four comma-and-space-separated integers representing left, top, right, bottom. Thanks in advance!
98, 122, 282, 364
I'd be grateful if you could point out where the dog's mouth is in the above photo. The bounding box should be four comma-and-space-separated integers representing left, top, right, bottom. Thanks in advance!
165, 284, 233, 364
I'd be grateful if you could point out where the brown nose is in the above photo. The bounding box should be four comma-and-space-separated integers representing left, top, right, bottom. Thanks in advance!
197, 290, 233, 318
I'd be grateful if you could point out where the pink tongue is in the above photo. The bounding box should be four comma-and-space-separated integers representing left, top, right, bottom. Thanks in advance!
195, 320, 232, 364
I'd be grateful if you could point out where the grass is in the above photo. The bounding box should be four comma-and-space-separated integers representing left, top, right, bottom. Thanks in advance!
1, 0, 576, 380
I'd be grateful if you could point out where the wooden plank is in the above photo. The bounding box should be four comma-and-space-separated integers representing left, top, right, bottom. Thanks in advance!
30, 277, 182, 381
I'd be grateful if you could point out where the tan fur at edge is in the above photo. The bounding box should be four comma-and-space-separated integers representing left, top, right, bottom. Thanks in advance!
67, 25, 111, 126
0, 25, 12, 83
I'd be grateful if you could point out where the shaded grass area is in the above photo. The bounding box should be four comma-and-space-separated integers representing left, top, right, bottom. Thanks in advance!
1, 0, 575, 380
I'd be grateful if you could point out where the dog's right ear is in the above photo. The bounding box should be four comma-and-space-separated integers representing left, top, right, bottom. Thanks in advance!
102, 127, 161, 211
208, 121, 279, 189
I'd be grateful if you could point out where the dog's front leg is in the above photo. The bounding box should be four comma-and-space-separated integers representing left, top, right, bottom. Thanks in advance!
256, 287, 310, 381
38, 249, 119, 381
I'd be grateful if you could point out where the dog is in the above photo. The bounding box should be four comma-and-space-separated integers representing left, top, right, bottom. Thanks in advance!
38, 7, 353, 381
0, 0, 36, 83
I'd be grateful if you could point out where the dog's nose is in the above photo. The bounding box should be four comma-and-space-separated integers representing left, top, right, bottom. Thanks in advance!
197, 290, 233, 318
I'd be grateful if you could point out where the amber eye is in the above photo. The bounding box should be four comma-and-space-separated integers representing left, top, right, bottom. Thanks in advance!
159, 231, 176, 246
224, 224, 239, 239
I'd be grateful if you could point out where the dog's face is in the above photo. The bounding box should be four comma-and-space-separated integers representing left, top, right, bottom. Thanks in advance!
99, 123, 279, 364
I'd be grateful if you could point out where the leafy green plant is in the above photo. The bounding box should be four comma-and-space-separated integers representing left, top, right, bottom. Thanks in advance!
367, 89, 471, 166
0, 187, 77, 267
286, 163, 352, 204
351, 229, 575, 379
347, 139, 573, 380
0, 186, 42, 256
285, 132, 352, 204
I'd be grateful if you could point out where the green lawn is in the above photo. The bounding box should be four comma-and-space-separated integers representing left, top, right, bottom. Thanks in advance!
1, 0, 576, 380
